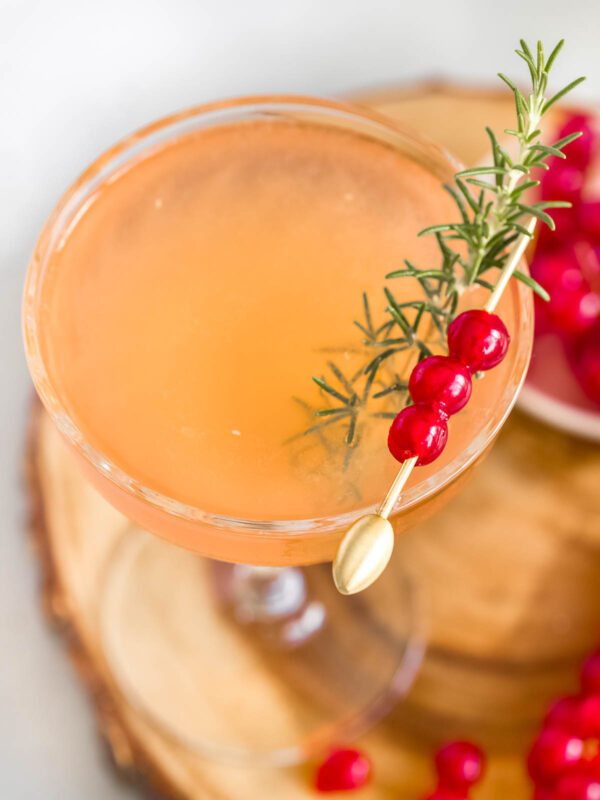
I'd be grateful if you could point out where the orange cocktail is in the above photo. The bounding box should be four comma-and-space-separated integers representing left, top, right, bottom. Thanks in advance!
24, 97, 532, 565
23, 96, 534, 763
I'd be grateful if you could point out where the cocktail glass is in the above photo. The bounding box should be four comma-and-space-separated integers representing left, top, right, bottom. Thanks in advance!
23, 96, 533, 764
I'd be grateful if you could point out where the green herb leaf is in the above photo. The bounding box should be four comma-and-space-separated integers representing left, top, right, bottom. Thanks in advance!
513, 269, 551, 301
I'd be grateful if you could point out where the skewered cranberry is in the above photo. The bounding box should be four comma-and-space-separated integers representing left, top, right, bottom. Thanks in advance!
447, 310, 510, 372
388, 404, 448, 466
409, 356, 472, 417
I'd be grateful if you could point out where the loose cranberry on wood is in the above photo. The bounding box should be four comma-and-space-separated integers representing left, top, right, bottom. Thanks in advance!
555, 773, 600, 800
314, 748, 372, 792
527, 729, 584, 784
434, 740, 486, 792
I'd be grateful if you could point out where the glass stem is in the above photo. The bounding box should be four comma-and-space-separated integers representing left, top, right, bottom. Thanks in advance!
231, 565, 308, 622
213, 563, 327, 648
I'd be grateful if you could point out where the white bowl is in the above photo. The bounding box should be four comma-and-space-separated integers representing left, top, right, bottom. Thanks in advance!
518, 332, 600, 441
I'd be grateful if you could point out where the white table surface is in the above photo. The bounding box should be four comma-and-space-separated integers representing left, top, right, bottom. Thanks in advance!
0, 1, 597, 796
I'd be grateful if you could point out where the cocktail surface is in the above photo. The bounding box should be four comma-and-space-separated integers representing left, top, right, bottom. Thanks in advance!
37, 118, 512, 520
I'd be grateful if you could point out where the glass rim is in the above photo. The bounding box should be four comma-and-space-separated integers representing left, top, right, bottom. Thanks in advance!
23, 93, 533, 536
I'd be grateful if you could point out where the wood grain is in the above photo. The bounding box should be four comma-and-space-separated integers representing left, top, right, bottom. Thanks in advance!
25, 83, 600, 799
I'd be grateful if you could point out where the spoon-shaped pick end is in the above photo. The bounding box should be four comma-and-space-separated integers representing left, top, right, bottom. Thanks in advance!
332, 513, 394, 595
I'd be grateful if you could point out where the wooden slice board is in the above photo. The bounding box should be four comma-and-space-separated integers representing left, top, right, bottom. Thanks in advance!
25, 84, 600, 799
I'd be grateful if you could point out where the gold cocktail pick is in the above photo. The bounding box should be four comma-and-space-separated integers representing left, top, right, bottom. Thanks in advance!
333, 457, 417, 594
332, 218, 536, 596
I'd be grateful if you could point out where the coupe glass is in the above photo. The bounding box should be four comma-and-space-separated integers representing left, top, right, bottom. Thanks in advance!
23, 96, 533, 765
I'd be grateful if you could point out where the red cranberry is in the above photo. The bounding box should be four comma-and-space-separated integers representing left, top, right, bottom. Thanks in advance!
314, 748, 372, 792
579, 201, 600, 244
545, 207, 581, 248
572, 240, 600, 292
546, 696, 582, 731
409, 356, 472, 417
447, 310, 510, 372
557, 113, 597, 170
582, 653, 600, 695
542, 161, 586, 204
422, 789, 468, 800
527, 729, 584, 783
388, 404, 448, 466
548, 287, 600, 335
531, 249, 585, 334
434, 741, 485, 791
569, 326, 600, 405
534, 789, 555, 800
555, 772, 600, 800
571, 695, 600, 739
534, 294, 552, 336
530, 249, 585, 294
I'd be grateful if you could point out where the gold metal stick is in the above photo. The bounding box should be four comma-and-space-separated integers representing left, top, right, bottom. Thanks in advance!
332, 457, 417, 595
484, 216, 536, 314
332, 217, 536, 596
376, 456, 418, 519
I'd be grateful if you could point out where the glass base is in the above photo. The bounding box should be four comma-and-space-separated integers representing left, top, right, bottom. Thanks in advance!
99, 531, 425, 765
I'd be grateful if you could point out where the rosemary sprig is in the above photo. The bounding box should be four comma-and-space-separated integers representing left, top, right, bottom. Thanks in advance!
306, 39, 585, 457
